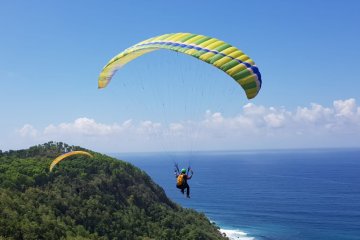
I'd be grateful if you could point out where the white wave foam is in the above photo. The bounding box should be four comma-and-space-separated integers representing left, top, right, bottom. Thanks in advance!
220, 229, 255, 240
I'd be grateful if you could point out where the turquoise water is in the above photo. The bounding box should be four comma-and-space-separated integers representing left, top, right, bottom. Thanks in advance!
111, 149, 360, 240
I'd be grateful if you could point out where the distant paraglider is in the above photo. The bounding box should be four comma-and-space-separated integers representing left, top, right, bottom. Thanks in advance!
49, 151, 93, 172
98, 32, 262, 99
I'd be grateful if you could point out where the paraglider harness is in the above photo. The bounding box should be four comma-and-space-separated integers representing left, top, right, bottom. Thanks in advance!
174, 163, 192, 188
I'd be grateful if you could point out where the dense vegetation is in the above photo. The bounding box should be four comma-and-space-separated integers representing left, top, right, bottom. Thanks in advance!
0, 142, 227, 240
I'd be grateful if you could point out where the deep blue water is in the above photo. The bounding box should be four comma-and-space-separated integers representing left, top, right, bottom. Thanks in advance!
111, 149, 360, 240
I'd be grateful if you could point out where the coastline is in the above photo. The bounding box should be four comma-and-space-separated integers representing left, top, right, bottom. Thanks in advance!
219, 228, 255, 240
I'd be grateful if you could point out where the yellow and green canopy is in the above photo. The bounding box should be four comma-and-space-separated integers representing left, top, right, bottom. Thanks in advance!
98, 33, 262, 99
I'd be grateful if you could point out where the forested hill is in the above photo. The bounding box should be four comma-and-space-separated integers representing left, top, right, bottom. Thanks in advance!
0, 142, 227, 240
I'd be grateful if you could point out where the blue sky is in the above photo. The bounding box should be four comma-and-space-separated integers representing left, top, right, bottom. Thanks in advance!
1, 0, 359, 152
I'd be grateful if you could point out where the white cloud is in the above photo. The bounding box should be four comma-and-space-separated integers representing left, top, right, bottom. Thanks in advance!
169, 123, 185, 136
264, 113, 285, 128
243, 103, 267, 116
295, 103, 333, 124
334, 98, 357, 118
14, 99, 360, 152
44, 118, 124, 136
17, 124, 38, 137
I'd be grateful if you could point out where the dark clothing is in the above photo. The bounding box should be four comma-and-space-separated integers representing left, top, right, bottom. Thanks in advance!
176, 182, 190, 196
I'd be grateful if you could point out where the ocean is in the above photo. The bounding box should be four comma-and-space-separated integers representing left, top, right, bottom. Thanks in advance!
111, 149, 360, 240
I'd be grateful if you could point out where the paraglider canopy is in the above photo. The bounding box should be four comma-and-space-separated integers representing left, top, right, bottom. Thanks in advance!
49, 151, 93, 172
98, 32, 262, 99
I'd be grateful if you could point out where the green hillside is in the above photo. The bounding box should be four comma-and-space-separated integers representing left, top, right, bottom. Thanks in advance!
0, 142, 227, 240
